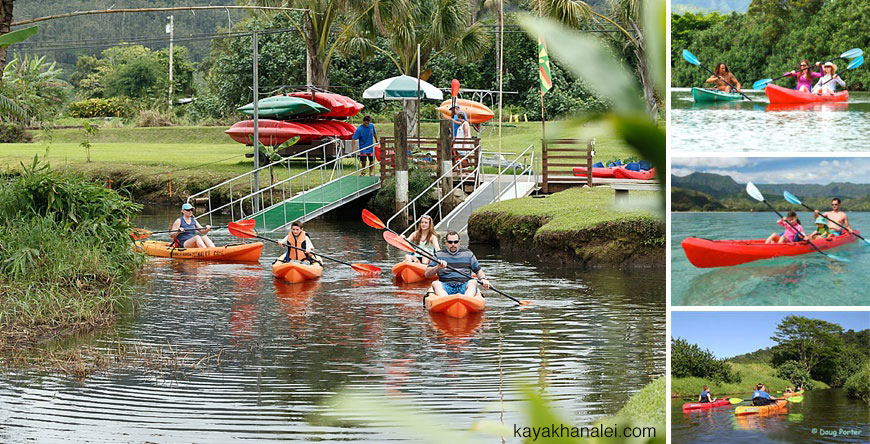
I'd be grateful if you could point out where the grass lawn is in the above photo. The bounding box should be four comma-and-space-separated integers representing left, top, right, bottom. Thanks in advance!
671, 362, 829, 398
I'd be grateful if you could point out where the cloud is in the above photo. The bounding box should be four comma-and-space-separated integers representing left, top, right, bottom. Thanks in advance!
672, 157, 755, 168
672, 158, 870, 184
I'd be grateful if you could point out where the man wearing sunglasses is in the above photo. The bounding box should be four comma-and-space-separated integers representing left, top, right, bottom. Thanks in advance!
424, 231, 490, 298
814, 198, 854, 237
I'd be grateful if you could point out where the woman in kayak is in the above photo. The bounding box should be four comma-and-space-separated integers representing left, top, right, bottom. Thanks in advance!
752, 383, 782, 406
403, 215, 440, 264
809, 216, 832, 240
765, 211, 806, 244
277, 221, 318, 264
170, 202, 215, 249
784, 59, 822, 93
812, 62, 846, 95
698, 385, 718, 403
705, 63, 741, 92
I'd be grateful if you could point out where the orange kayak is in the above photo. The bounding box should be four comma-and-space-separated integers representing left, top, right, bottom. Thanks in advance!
134, 241, 263, 261
436, 98, 495, 124
272, 258, 323, 283
392, 261, 435, 284
424, 286, 485, 318
734, 399, 787, 416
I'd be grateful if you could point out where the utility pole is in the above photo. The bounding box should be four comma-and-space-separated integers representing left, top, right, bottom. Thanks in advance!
166, 15, 174, 108
252, 30, 260, 213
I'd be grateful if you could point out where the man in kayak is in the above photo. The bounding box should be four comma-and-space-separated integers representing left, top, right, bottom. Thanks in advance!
352, 116, 378, 177
705, 62, 741, 92
751, 383, 782, 406
170, 203, 214, 249
425, 231, 490, 297
277, 221, 319, 264
815, 198, 854, 236
698, 385, 718, 403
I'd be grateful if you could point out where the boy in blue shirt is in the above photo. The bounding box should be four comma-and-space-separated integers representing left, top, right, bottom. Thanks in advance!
352, 115, 378, 176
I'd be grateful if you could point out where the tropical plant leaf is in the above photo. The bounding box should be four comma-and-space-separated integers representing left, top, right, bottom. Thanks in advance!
0, 27, 39, 49
643, 0, 666, 96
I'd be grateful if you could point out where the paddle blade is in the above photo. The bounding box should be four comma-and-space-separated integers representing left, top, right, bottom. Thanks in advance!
361, 209, 386, 230
228, 222, 258, 238
746, 182, 765, 202
130, 228, 152, 240
847, 55, 864, 70
235, 219, 256, 228
841, 48, 863, 59
383, 231, 416, 253
783, 191, 802, 206
787, 396, 803, 403
451, 79, 460, 97
825, 253, 850, 263
729, 398, 744, 404
351, 263, 382, 275
682, 49, 700, 66
753, 79, 772, 90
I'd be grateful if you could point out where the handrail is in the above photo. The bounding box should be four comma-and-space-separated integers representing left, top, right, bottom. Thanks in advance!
386, 144, 482, 233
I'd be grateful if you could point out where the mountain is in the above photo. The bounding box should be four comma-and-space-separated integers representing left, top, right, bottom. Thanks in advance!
671, 172, 743, 198
671, 187, 727, 212
672, 0, 752, 13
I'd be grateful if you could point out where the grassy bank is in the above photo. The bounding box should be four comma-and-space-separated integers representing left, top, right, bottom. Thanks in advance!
468, 187, 664, 267
615, 377, 666, 425
671, 362, 830, 398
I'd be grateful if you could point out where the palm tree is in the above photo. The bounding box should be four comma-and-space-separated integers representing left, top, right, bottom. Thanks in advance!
532, 0, 659, 117
2, 54, 69, 126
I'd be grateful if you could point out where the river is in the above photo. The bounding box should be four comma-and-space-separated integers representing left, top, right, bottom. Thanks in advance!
672, 212, 870, 306
0, 208, 665, 442
671, 388, 868, 443
670, 89, 870, 152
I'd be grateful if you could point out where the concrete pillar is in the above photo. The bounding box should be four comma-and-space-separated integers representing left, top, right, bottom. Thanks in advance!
394, 112, 409, 227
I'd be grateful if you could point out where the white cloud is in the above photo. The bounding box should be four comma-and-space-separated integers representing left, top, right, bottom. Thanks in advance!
672, 157, 755, 168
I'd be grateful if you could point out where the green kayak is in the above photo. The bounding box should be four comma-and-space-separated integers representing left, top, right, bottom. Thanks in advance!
237, 96, 330, 118
691, 87, 743, 102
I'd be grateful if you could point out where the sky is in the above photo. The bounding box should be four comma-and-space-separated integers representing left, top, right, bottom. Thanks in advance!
671, 311, 870, 359
671, 157, 870, 185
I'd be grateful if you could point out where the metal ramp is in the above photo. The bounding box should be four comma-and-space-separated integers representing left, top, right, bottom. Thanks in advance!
188, 139, 381, 231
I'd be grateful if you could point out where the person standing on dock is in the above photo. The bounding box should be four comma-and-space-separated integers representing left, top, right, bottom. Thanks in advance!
352, 115, 378, 177
425, 231, 490, 298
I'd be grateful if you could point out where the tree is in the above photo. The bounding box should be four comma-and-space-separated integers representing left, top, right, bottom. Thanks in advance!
671, 338, 738, 382
0, 0, 12, 75
1, 54, 70, 126
771, 315, 844, 376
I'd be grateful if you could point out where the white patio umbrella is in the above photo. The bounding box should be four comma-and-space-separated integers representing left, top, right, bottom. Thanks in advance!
362, 75, 443, 100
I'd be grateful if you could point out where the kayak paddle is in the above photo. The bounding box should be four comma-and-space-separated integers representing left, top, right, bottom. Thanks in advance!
817, 55, 864, 89
783, 191, 869, 245
729, 398, 744, 404
131, 219, 255, 240
682, 49, 753, 101
729, 396, 802, 404
227, 222, 382, 274
746, 182, 849, 263
382, 231, 530, 306
753, 48, 864, 90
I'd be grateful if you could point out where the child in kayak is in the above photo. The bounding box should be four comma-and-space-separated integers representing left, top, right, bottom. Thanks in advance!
813, 62, 846, 95
809, 216, 832, 240
705, 63, 741, 92
403, 215, 440, 264
698, 385, 718, 403
784, 59, 822, 93
277, 221, 319, 265
765, 211, 806, 244
752, 383, 782, 406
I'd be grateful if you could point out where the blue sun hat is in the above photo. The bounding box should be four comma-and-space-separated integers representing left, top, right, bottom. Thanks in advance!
181, 203, 194, 211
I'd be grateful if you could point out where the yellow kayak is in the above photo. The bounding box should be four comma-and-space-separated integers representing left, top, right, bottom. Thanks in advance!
133, 241, 263, 261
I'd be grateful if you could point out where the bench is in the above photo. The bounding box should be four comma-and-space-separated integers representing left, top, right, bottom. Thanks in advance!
610, 183, 661, 204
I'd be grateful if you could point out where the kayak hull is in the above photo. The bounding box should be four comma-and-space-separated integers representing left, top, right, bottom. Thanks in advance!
613, 167, 656, 180
287, 92, 364, 118
682, 399, 731, 412
765, 84, 849, 104
425, 287, 485, 318
681, 231, 859, 268
436, 98, 495, 124
392, 261, 435, 284
735, 399, 787, 416
237, 96, 329, 117
692, 87, 743, 102
226, 119, 356, 145
134, 241, 263, 262
272, 259, 324, 283
572, 167, 619, 178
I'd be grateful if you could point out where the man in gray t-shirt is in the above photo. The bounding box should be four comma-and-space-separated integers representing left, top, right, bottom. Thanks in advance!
424, 231, 490, 297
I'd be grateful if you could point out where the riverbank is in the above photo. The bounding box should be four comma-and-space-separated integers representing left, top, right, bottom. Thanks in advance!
468, 187, 665, 268
671, 362, 829, 399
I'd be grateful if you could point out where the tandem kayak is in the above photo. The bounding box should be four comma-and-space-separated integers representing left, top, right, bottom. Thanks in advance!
613, 167, 656, 180
392, 261, 435, 284
134, 241, 263, 262
734, 399, 787, 416
682, 399, 731, 412
681, 231, 859, 268
692, 87, 743, 102
765, 84, 849, 104
424, 286, 485, 318
272, 258, 324, 283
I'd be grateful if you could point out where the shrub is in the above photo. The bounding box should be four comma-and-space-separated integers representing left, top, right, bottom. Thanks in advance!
68, 97, 133, 118
136, 109, 173, 127
844, 361, 870, 404
0, 122, 31, 143
775, 360, 814, 390
672, 338, 739, 383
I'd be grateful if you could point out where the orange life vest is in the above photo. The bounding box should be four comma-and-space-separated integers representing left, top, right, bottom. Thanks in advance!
285, 230, 309, 261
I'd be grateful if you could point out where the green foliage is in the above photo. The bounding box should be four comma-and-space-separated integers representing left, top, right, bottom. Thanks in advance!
367, 167, 437, 221
771, 315, 845, 376
80, 122, 98, 163
672, 337, 739, 383
68, 97, 134, 118
0, 122, 30, 143
843, 360, 870, 404
1, 54, 70, 126
105, 57, 162, 99
775, 360, 815, 390
672, 0, 870, 90
615, 377, 666, 425
671, 361, 829, 397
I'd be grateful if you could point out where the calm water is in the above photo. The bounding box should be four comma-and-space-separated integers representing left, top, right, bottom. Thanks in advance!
0, 209, 665, 442
671, 389, 868, 443
672, 212, 870, 306
670, 89, 870, 152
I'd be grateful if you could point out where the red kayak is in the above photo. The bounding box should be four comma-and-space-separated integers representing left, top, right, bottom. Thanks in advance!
682, 231, 859, 268
572, 167, 619, 178
765, 84, 849, 104
226, 119, 356, 145
682, 399, 730, 412
287, 92, 363, 118
613, 167, 656, 180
